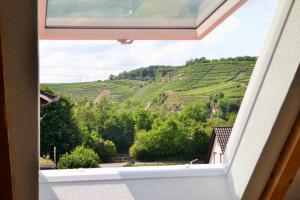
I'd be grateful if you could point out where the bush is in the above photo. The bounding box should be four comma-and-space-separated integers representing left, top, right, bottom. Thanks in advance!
129, 130, 150, 160
57, 146, 100, 169
130, 118, 194, 161
80, 129, 117, 162
95, 139, 117, 162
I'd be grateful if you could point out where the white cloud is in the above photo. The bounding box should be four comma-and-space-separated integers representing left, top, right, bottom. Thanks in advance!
39, 40, 204, 83
202, 16, 240, 46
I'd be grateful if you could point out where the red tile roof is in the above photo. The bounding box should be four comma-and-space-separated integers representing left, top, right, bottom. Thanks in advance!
206, 126, 233, 163
214, 127, 232, 153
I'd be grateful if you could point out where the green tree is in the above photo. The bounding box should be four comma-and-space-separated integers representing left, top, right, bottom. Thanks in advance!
94, 139, 117, 162
133, 108, 154, 131
99, 112, 135, 153
184, 120, 209, 156
130, 118, 193, 161
180, 104, 207, 123
73, 101, 98, 133
94, 97, 116, 125
40, 96, 82, 159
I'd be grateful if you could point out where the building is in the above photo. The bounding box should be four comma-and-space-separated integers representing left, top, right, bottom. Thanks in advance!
207, 127, 232, 164
40, 90, 59, 105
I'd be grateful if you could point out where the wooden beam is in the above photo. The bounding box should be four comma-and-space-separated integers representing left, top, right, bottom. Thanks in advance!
0, 23, 14, 199
261, 112, 300, 200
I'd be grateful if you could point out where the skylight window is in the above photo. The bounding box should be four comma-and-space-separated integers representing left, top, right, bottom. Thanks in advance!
39, 0, 246, 40
46, 0, 224, 28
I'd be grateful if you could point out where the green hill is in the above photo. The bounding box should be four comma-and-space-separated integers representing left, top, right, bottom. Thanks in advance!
43, 57, 255, 111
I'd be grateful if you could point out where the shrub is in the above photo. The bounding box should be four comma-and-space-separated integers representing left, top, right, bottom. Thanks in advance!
95, 139, 117, 162
129, 130, 150, 160
130, 118, 194, 161
57, 146, 100, 169
80, 129, 117, 162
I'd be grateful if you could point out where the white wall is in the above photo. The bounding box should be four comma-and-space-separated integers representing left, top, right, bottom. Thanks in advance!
40, 175, 231, 200
209, 139, 223, 164
226, 0, 300, 198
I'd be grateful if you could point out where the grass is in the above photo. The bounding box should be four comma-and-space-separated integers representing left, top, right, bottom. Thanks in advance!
127, 160, 189, 167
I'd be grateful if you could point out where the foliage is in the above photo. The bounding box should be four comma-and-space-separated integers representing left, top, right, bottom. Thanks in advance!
218, 98, 241, 119
94, 139, 117, 162
73, 101, 98, 133
40, 95, 82, 159
80, 128, 117, 162
40, 156, 55, 165
99, 111, 135, 153
133, 108, 154, 131
41, 56, 254, 163
112, 65, 175, 81
130, 117, 194, 161
81, 130, 100, 150
180, 104, 207, 123
57, 146, 100, 169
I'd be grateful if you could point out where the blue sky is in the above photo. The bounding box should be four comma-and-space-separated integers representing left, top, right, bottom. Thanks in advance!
40, 0, 278, 83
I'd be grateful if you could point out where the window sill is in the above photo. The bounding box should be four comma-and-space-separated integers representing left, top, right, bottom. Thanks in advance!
39, 164, 225, 183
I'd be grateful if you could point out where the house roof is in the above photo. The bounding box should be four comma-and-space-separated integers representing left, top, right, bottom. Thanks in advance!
206, 126, 233, 162
214, 127, 232, 153
40, 90, 59, 104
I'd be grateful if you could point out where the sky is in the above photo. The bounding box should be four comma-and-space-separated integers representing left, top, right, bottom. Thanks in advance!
40, 0, 279, 83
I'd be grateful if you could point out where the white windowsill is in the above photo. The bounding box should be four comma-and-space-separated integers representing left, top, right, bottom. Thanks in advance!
40, 164, 225, 183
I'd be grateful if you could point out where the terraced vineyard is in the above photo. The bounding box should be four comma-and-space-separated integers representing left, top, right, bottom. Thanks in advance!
44, 59, 255, 111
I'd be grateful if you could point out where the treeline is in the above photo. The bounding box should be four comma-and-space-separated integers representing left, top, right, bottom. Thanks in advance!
40, 88, 241, 162
185, 56, 257, 66
109, 65, 175, 81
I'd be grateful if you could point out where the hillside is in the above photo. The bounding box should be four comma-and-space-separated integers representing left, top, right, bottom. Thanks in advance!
43, 57, 255, 111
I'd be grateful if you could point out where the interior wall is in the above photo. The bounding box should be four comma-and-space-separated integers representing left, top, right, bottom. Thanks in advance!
227, 0, 300, 198
40, 176, 232, 200
0, 14, 13, 200
284, 168, 300, 200
0, 0, 39, 199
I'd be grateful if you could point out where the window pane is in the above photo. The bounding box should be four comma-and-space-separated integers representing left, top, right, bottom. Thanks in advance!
46, 0, 225, 28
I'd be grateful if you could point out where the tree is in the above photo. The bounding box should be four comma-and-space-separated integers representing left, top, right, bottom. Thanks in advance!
218, 98, 241, 119
40, 96, 82, 159
130, 117, 193, 161
73, 101, 98, 133
94, 139, 117, 162
94, 97, 116, 125
80, 129, 117, 162
109, 74, 116, 80
133, 108, 154, 131
185, 120, 209, 156
99, 112, 135, 153
180, 104, 207, 124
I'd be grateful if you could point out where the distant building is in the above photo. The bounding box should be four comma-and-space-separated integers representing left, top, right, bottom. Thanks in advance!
40, 90, 59, 105
207, 127, 232, 164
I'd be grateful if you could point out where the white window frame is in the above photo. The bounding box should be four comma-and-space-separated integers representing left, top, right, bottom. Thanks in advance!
38, 0, 246, 40
39, 1, 300, 199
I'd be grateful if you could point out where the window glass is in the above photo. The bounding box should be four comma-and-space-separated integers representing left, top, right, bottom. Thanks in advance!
46, 0, 224, 28
39, 0, 278, 169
